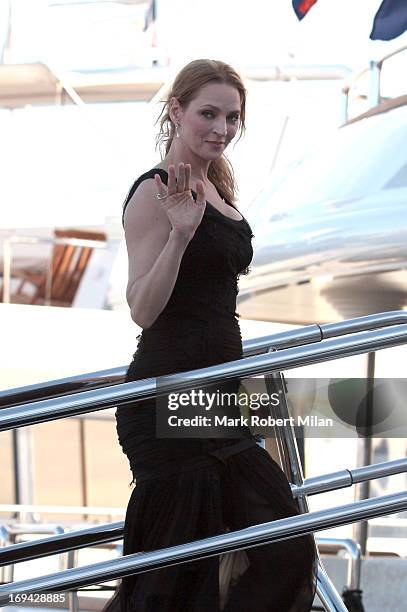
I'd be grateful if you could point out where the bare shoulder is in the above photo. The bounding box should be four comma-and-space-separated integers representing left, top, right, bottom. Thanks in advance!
123, 176, 171, 286
123, 176, 169, 233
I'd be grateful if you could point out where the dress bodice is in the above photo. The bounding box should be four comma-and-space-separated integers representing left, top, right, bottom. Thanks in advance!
122, 168, 254, 324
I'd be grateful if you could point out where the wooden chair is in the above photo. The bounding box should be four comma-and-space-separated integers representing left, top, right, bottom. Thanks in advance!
9, 228, 106, 307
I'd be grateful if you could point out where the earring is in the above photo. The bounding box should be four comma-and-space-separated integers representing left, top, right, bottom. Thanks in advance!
175, 122, 180, 138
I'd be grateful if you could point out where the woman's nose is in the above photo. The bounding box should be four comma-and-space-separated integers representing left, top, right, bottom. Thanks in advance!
212, 120, 227, 136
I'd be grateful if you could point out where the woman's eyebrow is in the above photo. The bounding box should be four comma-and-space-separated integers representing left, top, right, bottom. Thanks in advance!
200, 104, 240, 113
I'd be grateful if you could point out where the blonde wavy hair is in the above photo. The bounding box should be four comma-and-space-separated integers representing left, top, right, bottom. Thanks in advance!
155, 59, 247, 206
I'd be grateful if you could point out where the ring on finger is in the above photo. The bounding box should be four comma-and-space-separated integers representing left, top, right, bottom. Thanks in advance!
156, 193, 168, 200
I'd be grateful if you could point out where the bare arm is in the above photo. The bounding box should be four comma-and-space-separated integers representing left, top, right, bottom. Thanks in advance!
124, 179, 191, 329
124, 164, 206, 329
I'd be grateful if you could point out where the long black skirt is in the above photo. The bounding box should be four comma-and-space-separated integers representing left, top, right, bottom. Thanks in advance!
104, 320, 318, 611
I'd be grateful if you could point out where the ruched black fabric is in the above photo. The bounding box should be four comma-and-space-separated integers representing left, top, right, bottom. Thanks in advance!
106, 168, 318, 612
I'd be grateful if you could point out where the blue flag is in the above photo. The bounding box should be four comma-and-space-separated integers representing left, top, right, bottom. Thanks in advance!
370, 0, 407, 40
292, 0, 318, 21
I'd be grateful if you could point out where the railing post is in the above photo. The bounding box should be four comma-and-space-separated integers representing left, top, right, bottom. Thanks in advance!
12, 429, 34, 522
66, 549, 79, 612
368, 61, 381, 108
0, 527, 10, 586
353, 352, 376, 557
263, 353, 348, 611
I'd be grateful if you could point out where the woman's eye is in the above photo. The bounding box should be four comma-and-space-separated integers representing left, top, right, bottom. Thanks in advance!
201, 110, 239, 122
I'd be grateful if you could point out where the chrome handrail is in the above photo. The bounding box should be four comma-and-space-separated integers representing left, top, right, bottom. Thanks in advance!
1, 323, 407, 431
292, 457, 407, 497
1, 524, 65, 585
341, 45, 407, 121
319, 310, 407, 337
0, 491, 406, 606
317, 538, 362, 591
2, 311, 407, 611
1, 457, 405, 568
2, 310, 407, 408
0, 324, 321, 408
0, 522, 123, 566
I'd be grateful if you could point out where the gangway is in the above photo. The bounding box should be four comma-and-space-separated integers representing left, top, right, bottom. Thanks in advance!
1, 311, 407, 611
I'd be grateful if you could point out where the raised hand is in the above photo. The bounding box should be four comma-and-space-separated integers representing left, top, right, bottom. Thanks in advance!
155, 163, 206, 241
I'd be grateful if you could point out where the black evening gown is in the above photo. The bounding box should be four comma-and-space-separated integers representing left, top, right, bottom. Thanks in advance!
107, 168, 318, 612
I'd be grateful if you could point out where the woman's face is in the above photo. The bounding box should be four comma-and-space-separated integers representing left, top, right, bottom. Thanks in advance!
173, 82, 242, 161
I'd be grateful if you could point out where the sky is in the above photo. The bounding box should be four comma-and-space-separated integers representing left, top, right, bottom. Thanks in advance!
153, 0, 407, 73
1, 0, 406, 72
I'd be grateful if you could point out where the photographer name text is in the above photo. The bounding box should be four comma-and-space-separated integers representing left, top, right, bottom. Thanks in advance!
167, 415, 333, 428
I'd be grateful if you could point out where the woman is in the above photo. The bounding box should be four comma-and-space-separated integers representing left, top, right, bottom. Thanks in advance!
110, 59, 317, 611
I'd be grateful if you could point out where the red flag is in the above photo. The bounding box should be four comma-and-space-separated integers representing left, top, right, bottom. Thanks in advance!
292, 0, 318, 21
